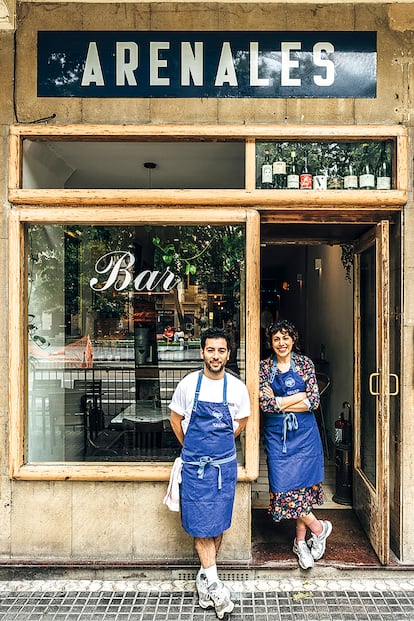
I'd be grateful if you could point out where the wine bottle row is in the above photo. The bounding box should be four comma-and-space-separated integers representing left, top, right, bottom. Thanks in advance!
257, 141, 393, 190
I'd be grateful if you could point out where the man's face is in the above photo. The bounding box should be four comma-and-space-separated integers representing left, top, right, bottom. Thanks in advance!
201, 337, 230, 376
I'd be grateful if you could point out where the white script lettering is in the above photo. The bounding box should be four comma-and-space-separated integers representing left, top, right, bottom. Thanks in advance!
89, 251, 180, 292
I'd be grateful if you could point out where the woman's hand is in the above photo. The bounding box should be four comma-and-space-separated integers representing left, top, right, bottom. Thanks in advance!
260, 382, 275, 400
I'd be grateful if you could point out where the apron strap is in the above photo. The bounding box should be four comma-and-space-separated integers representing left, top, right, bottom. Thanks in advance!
192, 369, 204, 413
282, 413, 299, 453
184, 453, 236, 490
192, 370, 228, 412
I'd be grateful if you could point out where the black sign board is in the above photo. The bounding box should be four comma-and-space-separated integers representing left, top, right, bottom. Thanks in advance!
37, 31, 377, 98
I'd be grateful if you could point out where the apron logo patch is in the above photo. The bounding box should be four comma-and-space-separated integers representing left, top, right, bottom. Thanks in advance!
212, 411, 226, 428
285, 377, 296, 388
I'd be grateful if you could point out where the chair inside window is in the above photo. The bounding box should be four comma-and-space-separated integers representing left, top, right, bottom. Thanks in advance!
74, 379, 123, 456
122, 419, 164, 456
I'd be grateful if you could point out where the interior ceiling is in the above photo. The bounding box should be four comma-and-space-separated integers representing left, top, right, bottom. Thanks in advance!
23, 139, 382, 243
24, 140, 246, 190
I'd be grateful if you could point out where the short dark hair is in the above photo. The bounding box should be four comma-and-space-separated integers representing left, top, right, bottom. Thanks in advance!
201, 327, 231, 350
268, 319, 301, 352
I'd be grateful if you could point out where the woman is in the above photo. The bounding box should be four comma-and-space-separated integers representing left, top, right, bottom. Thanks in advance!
259, 319, 332, 569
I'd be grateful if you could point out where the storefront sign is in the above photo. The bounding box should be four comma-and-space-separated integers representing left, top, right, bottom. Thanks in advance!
37, 31, 376, 98
89, 251, 180, 293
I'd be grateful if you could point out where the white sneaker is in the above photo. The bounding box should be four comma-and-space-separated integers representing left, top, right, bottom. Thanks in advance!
196, 572, 214, 609
293, 538, 314, 569
308, 520, 333, 560
207, 580, 234, 619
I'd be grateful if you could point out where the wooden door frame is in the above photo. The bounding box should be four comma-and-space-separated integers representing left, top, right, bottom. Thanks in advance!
353, 221, 390, 564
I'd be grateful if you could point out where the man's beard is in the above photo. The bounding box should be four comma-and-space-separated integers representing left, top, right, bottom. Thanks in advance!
204, 359, 226, 375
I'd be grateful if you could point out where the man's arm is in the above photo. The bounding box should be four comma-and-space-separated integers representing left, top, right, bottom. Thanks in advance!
234, 417, 248, 438
170, 410, 185, 446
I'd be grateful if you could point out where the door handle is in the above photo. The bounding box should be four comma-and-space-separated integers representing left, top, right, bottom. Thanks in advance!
389, 373, 399, 396
369, 372, 380, 396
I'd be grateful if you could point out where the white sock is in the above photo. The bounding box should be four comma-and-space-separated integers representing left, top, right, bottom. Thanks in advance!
197, 567, 205, 580
204, 564, 219, 586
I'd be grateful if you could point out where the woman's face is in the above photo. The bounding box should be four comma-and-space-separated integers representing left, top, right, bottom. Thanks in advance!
271, 329, 294, 360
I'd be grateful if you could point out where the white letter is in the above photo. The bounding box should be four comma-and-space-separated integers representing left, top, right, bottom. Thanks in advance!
313, 42, 335, 86
81, 42, 104, 86
181, 41, 203, 86
150, 42, 170, 86
89, 251, 134, 291
215, 42, 237, 86
281, 41, 301, 87
250, 42, 269, 86
116, 42, 138, 86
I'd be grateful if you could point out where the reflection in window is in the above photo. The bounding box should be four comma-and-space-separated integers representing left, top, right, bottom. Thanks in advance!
26, 224, 246, 464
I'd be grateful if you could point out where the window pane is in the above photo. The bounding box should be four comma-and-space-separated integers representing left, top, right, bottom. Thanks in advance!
26, 224, 246, 464
359, 244, 376, 486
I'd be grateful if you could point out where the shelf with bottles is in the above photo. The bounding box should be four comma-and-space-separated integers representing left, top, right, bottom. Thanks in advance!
256, 140, 394, 191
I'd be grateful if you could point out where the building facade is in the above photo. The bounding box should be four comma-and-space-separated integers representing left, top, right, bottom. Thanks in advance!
1, 0, 414, 568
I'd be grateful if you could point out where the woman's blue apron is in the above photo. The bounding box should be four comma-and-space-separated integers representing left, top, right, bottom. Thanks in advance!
263, 360, 323, 494
180, 370, 237, 538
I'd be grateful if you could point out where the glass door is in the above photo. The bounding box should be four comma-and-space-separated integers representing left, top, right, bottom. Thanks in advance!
353, 221, 390, 564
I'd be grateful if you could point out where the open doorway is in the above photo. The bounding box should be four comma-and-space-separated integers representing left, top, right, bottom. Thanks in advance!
252, 222, 382, 567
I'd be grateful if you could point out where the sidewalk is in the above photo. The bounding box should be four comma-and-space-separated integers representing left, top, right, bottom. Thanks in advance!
1, 573, 414, 620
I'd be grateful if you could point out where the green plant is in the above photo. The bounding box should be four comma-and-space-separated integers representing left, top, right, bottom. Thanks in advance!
340, 243, 354, 283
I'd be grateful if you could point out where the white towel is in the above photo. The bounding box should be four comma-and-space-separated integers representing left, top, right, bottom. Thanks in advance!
163, 457, 182, 512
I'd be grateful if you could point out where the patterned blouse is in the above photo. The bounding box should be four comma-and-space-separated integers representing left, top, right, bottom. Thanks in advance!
259, 351, 320, 413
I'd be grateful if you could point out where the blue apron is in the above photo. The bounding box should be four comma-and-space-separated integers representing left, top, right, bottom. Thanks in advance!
263, 360, 323, 494
180, 371, 237, 538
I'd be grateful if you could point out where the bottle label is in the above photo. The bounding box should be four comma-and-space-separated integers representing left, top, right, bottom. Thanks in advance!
328, 176, 343, 190
261, 164, 273, 184
376, 176, 391, 190
359, 173, 375, 189
344, 175, 358, 190
273, 161, 286, 175
313, 175, 327, 190
335, 428, 343, 444
300, 173, 313, 189
287, 174, 299, 189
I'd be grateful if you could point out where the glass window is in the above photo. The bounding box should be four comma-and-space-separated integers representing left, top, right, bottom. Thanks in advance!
26, 223, 246, 464
255, 140, 395, 190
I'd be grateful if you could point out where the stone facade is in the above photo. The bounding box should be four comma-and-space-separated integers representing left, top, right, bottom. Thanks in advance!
1, 2, 414, 565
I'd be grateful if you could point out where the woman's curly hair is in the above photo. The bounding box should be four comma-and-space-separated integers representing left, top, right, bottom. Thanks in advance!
267, 319, 301, 353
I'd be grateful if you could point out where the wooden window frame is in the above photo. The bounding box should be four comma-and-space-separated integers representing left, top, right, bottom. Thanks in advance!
7, 122, 408, 481
9, 207, 260, 482
9, 123, 408, 212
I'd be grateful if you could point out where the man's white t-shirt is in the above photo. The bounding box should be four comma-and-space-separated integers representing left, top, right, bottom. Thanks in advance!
169, 370, 250, 434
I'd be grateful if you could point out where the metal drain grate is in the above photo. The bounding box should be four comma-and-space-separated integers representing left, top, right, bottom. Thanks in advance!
172, 570, 250, 581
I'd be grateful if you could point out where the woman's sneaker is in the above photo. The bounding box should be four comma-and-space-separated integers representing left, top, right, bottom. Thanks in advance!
293, 538, 314, 569
207, 580, 234, 619
196, 572, 214, 609
308, 520, 332, 560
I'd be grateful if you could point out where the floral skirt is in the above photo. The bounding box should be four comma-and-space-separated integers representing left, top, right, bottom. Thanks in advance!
268, 483, 324, 523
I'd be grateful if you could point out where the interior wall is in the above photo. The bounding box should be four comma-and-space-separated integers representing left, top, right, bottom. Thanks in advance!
306, 245, 354, 444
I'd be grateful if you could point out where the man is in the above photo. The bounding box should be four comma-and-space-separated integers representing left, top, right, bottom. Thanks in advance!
169, 327, 250, 619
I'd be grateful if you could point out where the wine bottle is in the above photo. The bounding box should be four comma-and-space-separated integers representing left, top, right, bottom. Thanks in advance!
299, 154, 313, 189
272, 146, 287, 189
359, 144, 375, 190
287, 151, 300, 189
376, 144, 391, 190
261, 149, 273, 189
327, 162, 343, 189
343, 155, 358, 190
312, 148, 327, 190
